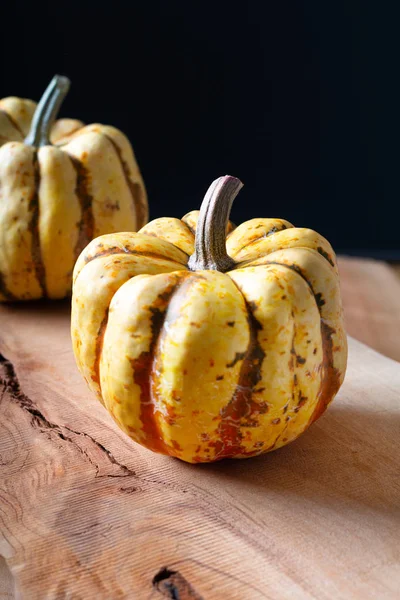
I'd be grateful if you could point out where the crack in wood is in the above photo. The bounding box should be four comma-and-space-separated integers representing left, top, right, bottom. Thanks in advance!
0, 352, 136, 479
119, 485, 138, 494
62, 425, 135, 478
152, 567, 204, 599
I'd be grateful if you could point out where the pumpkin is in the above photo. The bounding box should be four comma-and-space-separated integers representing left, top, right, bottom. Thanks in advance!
0, 75, 147, 300
72, 175, 347, 463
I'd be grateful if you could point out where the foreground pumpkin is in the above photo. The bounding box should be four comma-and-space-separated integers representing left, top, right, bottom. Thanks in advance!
72, 176, 347, 463
0, 75, 147, 300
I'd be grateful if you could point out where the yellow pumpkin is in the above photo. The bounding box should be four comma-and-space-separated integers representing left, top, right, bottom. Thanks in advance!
0, 75, 147, 300
72, 175, 347, 463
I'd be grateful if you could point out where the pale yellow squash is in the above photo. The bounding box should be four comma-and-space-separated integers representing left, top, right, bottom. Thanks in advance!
72, 176, 347, 463
0, 75, 147, 300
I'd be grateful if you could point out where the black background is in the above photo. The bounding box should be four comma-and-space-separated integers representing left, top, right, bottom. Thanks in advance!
1, 1, 399, 257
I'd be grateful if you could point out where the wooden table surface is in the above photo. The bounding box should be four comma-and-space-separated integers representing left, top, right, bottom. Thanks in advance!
337, 257, 400, 362
0, 256, 399, 600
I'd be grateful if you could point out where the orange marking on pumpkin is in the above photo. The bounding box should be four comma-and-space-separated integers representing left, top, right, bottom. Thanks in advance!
129, 275, 187, 455
92, 309, 109, 387
211, 304, 267, 460
310, 322, 341, 423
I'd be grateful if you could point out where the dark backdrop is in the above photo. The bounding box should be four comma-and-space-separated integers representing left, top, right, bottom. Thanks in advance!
2, 1, 399, 257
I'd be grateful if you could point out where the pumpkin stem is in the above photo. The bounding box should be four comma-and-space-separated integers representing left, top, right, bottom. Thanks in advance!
188, 175, 243, 272
25, 75, 71, 147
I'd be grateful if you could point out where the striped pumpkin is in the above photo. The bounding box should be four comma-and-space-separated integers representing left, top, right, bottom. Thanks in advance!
72, 175, 347, 464
0, 75, 147, 301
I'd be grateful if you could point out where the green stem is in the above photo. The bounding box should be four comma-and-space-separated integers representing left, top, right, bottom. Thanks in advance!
25, 75, 70, 147
188, 175, 243, 272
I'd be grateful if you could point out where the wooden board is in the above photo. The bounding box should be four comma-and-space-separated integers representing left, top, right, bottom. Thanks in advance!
0, 258, 400, 599
338, 256, 400, 362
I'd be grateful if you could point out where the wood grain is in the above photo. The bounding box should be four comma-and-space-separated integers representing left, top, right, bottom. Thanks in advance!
338, 256, 400, 361
0, 257, 400, 599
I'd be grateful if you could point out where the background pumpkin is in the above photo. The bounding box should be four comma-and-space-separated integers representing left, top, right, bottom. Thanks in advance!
72, 175, 347, 464
0, 75, 147, 301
